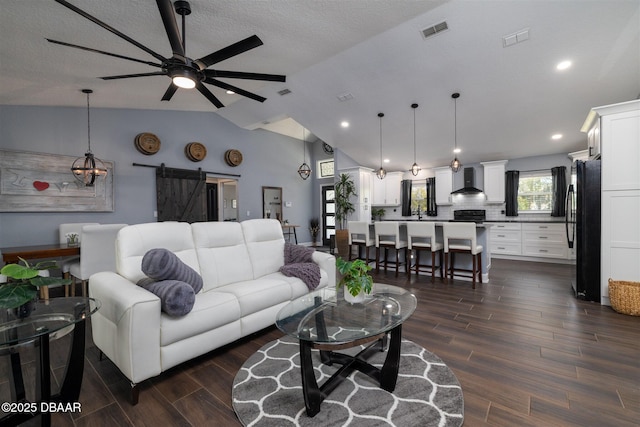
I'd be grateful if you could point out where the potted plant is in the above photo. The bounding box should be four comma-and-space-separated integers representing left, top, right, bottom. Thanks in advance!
309, 218, 320, 247
336, 257, 373, 303
372, 207, 385, 222
334, 173, 357, 257
0, 258, 71, 312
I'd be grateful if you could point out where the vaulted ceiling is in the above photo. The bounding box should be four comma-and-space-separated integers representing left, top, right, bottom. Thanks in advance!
1, 0, 638, 171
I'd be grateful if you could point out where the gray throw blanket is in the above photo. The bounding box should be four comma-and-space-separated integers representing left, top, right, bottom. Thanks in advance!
280, 243, 320, 290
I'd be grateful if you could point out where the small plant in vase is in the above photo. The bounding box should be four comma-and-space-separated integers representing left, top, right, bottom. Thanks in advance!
372, 208, 385, 222
309, 218, 320, 247
0, 258, 71, 311
336, 257, 373, 303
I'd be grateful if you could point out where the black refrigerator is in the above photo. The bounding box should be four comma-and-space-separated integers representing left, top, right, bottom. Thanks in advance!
565, 160, 601, 301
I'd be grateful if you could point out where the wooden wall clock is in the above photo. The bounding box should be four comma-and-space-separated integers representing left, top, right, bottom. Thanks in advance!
185, 142, 207, 162
224, 149, 243, 166
134, 133, 161, 155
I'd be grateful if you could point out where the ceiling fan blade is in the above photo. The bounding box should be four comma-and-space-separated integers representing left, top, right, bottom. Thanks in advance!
100, 72, 167, 80
161, 84, 178, 101
156, 0, 185, 57
196, 83, 224, 108
204, 69, 286, 82
204, 78, 266, 103
46, 39, 162, 68
53, 0, 167, 63
195, 35, 264, 70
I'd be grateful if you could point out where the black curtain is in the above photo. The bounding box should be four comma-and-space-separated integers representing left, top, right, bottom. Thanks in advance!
551, 166, 567, 217
401, 180, 412, 216
426, 177, 437, 216
505, 170, 519, 217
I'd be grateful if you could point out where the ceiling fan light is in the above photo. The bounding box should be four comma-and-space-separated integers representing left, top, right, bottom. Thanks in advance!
173, 75, 196, 89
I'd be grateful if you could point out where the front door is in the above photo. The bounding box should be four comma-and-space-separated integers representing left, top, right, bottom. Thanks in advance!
322, 185, 335, 246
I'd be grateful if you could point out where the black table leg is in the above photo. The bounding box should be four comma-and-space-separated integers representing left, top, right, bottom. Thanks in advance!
380, 324, 402, 392
36, 330, 51, 427
58, 304, 87, 402
300, 339, 323, 417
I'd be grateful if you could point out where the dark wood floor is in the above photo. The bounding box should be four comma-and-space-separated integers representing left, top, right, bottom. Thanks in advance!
3, 258, 639, 426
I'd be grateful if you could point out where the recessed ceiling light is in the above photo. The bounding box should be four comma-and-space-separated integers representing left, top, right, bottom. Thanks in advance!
383, 159, 390, 163
551, 133, 563, 140
556, 60, 572, 70
453, 148, 461, 154
340, 121, 350, 128
226, 90, 235, 95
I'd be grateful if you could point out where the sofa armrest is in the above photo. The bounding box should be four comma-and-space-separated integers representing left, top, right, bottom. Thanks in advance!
312, 251, 336, 287
89, 271, 162, 384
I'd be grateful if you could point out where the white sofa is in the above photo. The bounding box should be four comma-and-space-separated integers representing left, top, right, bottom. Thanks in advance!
89, 219, 335, 403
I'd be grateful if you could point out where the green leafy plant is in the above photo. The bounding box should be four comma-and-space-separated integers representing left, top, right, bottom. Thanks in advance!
0, 258, 71, 309
336, 257, 373, 297
372, 208, 385, 221
334, 173, 357, 230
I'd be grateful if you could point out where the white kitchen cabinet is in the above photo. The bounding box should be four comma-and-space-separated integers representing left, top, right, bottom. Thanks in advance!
587, 121, 601, 159
487, 222, 522, 255
583, 99, 640, 305
521, 223, 568, 259
434, 167, 453, 206
338, 167, 372, 222
481, 160, 507, 204
371, 171, 403, 206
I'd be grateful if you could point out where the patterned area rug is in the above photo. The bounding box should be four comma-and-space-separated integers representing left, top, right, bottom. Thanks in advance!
232, 336, 464, 426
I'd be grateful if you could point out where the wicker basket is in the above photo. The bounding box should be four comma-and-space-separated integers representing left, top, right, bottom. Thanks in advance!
608, 279, 640, 316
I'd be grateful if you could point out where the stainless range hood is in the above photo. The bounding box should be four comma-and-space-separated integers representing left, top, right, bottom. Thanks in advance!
451, 167, 483, 195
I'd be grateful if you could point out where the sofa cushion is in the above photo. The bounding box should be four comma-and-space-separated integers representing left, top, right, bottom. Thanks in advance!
160, 290, 241, 347
191, 222, 253, 291
137, 278, 195, 317
216, 278, 292, 317
141, 248, 203, 294
116, 222, 200, 284
241, 219, 285, 279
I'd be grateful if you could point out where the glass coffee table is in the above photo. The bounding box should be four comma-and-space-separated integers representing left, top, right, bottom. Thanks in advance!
276, 283, 417, 417
0, 297, 100, 427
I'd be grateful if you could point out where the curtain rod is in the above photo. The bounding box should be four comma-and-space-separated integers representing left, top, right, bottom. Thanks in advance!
517, 168, 551, 173
133, 162, 241, 178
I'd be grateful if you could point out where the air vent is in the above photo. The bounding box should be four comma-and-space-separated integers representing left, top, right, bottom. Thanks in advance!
277, 88, 291, 96
503, 28, 530, 47
336, 92, 354, 102
421, 21, 448, 39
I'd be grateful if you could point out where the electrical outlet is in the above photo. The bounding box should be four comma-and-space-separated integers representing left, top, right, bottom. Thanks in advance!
246, 210, 250, 217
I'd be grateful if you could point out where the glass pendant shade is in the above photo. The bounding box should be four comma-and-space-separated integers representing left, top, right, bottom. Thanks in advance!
411, 163, 420, 176
450, 92, 462, 173
377, 112, 386, 180
297, 128, 312, 180
450, 157, 462, 172
71, 89, 107, 186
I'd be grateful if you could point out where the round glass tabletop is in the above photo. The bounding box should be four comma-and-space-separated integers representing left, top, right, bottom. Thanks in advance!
276, 284, 417, 344
0, 297, 100, 350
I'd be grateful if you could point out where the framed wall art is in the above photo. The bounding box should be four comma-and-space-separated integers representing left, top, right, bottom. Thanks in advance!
0, 149, 114, 212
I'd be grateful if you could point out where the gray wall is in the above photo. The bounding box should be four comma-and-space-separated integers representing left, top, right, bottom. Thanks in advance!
0, 105, 319, 246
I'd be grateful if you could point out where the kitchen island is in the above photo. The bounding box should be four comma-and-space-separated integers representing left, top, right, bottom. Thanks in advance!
365, 221, 492, 283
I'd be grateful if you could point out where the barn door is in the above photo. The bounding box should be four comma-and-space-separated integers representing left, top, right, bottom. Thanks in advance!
156, 165, 207, 222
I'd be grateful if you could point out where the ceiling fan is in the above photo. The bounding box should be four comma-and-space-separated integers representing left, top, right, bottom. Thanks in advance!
47, 0, 286, 109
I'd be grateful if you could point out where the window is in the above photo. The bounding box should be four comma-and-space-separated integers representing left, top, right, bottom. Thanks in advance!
518, 171, 553, 212
411, 181, 426, 213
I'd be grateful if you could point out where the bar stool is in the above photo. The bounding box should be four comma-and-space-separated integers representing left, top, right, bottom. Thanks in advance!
347, 221, 375, 264
406, 222, 444, 282
442, 222, 483, 288
374, 221, 408, 276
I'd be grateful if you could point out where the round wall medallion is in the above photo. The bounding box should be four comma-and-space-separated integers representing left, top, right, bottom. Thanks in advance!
135, 133, 161, 155
225, 149, 243, 166
185, 142, 207, 162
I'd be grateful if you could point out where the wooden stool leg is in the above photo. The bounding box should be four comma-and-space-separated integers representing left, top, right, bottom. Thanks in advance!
472, 254, 477, 289
431, 251, 436, 282
439, 251, 444, 278
376, 247, 381, 273
444, 252, 449, 282
478, 252, 482, 284
40, 285, 49, 301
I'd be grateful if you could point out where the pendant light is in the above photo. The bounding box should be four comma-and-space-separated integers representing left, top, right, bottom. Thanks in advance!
410, 103, 420, 176
450, 92, 462, 173
297, 127, 311, 180
376, 112, 387, 180
71, 89, 108, 186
